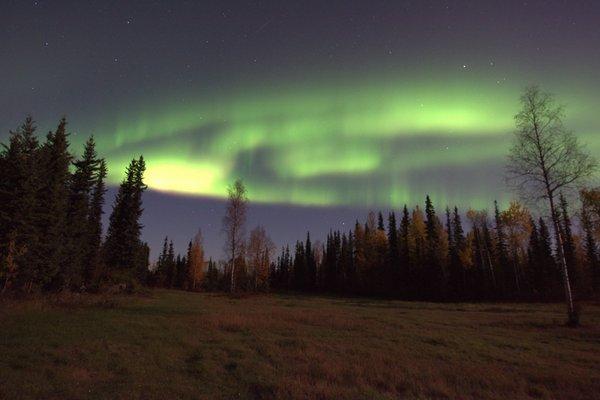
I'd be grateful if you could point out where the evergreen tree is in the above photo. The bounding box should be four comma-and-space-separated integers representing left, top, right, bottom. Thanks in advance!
166, 240, 176, 287
104, 157, 147, 282
136, 242, 150, 284
65, 137, 101, 289
275, 245, 291, 289
292, 241, 306, 290
581, 206, 599, 291
0, 117, 41, 291
539, 218, 559, 295
387, 212, 399, 293
85, 159, 107, 286
481, 219, 497, 295
448, 207, 466, 299
204, 259, 220, 291
527, 218, 541, 295
37, 118, 71, 290
305, 232, 317, 291
494, 200, 509, 295
377, 212, 385, 231
345, 231, 356, 293
398, 205, 411, 291
424, 195, 443, 298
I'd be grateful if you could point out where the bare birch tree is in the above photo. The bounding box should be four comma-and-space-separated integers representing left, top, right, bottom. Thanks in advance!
506, 85, 597, 326
222, 179, 248, 293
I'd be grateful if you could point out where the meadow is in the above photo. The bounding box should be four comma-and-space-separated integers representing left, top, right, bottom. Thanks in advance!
1, 290, 599, 400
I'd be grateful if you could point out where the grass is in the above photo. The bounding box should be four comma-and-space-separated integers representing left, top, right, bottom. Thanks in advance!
1, 290, 599, 399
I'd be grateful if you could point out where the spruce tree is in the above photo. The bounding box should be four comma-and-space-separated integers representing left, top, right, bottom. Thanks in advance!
445, 208, 456, 295
38, 118, 71, 290
581, 207, 599, 291
86, 159, 107, 286
346, 231, 356, 293
377, 212, 385, 231
166, 240, 176, 287
387, 211, 399, 293
399, 205, 411, 287
65, 136, 101, 289
527, 218, 542, 296
538, 218, 558, 298
424, 195, 443, 298
305, 232, 316, 291
0, 117, 41, 291
157, 236, 169, 284
104, 156, 147, 283
454, 208, 467, 295
494, 200, 509, 295
292, 241, 306, 290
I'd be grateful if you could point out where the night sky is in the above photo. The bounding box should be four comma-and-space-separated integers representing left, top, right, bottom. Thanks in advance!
2, 0, 600, 259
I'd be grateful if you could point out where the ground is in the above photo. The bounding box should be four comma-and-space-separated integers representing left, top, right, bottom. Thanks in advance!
1, 290, 599, 400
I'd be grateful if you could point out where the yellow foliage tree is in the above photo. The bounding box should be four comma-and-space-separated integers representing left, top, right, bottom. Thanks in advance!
500, 201, 532, 292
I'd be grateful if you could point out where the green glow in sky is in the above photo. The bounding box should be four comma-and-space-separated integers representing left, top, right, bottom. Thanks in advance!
81, 74, 599, 209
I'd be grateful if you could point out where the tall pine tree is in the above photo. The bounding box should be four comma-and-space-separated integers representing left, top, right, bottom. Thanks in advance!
104, 156, 147, 283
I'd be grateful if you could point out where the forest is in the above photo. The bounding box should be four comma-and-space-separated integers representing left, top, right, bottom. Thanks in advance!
1, 87, 599, 325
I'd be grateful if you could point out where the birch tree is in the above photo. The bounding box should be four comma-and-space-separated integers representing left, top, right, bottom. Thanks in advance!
222, 179, 248, 293
506, 86, 597, 326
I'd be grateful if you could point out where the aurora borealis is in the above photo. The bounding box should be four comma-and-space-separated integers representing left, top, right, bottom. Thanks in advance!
3, 0, 600, 255
84, 73, 599, 209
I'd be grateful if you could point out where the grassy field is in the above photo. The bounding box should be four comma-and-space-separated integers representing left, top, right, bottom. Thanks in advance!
1, 290, 599, 400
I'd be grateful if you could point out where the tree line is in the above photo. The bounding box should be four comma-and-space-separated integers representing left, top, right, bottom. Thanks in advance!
1, 86, 598, 325
155, 189, 600, 305
0, 117, 148, 293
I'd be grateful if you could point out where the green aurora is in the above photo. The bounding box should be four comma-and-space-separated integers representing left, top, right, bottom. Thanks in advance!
77, 73, 599, 209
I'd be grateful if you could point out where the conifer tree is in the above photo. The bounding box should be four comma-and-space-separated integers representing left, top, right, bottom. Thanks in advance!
377, 212, 385, 231
448, 207, 466, 299
104, 156, 147, 282
292, 241, 306, 290
204, 259, 219, 291
166, 240, 176, 287
398, 205, 411, 290
65, 136, 101, 288
527, 218, 543, 297
0, 117, 41, 290
538, 218, 558, 298
38, 118, 71, 290
424, 195, 444, 298
387, 212, 399, 292
494, 200, 509, 294
305, 232, 317, 291
85, 159, 107, 286
581, 206, 599, 290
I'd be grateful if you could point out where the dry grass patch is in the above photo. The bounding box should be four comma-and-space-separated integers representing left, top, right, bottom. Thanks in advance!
1, 290, 599, 399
